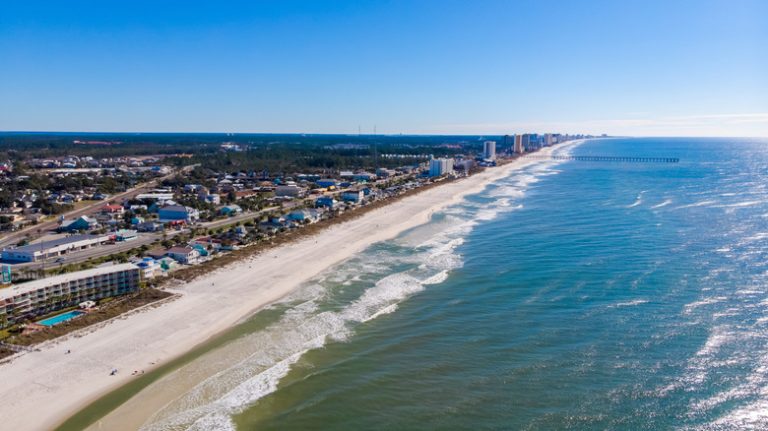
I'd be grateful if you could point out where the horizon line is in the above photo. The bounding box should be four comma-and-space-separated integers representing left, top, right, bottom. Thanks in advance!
1, 130, 766, 139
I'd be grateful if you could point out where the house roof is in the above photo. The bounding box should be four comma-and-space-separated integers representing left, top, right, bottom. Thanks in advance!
61, 215, 96, 226
146, 248, 168, 257
159, 205, 189, 212
167, 246, 194, 254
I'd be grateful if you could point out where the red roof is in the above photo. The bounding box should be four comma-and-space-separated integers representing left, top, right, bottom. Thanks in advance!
102, 204, 123, 212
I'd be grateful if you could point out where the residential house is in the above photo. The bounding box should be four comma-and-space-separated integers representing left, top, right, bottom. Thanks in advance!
158, 204, 199, 223
220, 204, 243, 216
101, 204, 125, 218
166, 246, 201, 265
136, 257, 161, 279
58, 215, 99, 232
341, 190, 365, 203
199, 193, 221, 205
287, 209, 321, 223
315, 196, 336, 208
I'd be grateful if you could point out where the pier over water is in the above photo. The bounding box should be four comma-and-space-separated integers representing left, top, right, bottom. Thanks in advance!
523, 155, 680, 163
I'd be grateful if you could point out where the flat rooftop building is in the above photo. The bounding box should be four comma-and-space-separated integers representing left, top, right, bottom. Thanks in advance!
0, 263, 141, 328
1, 234, 112, 263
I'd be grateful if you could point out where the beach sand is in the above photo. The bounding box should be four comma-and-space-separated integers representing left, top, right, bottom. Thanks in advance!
0, 146, 560, 431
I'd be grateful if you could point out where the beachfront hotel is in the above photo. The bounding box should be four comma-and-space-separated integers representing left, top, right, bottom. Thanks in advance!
0, 263, 141, 328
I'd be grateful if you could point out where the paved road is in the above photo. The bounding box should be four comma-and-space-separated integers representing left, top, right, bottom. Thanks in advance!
6, 205, 279, 271
0, 166, 195, 249
199, 206, 280, 230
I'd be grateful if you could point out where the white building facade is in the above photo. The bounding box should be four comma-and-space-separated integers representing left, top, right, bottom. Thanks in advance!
0, 263, 141, 328
429, 158, 455, 177
483, 141, 497, 160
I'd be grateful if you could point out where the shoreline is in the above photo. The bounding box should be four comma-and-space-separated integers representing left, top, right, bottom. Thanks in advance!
0, 143, 575, 431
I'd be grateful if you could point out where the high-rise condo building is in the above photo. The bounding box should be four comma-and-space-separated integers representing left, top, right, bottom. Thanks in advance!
483, 141, 496, 160
429, 158, 455, 177
514, 135, 524, 154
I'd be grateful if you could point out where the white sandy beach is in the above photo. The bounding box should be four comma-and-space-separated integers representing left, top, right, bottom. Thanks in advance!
0, 146, 562, 431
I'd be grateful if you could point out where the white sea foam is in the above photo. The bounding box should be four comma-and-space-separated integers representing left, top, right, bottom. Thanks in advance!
140, 145, 582, 431
651, 199, 673, 209
142, 234, 466, 430
683, 296, 727, 315
715, 200, 762, 209
610, 299, 649, 308
626, 190, 647, 208
675, 200, 717, 210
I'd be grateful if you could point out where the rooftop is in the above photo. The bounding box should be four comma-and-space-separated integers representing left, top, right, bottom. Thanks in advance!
5, 234, 108, 254
0, 263, 139, 301
167, 246, 194, 254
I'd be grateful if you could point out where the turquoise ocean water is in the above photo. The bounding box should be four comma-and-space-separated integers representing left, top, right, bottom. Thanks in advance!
139, 137, 768, 430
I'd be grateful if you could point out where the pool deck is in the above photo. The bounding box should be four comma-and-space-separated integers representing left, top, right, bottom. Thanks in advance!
37, 311, 86, 327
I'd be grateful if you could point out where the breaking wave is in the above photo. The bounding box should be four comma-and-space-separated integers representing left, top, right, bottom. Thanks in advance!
139, 144, 582, 430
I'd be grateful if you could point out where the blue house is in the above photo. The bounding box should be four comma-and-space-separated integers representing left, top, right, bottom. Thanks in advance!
58, 216, 98, 232
158, 205, 199, 223
341, 190, 364, 203
287, 209, 320, 223
220, 205, 242, 216
192, 244, 209, 257
315, 197, 336, 208
316, 179, 337, 188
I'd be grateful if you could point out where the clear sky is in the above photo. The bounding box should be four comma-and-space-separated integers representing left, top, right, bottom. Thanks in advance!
1, 0, 766, 136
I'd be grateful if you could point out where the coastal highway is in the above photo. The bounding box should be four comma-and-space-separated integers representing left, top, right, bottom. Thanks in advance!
9, 233, 166, 272
199, 205, 280, 230
0, 165, 196, 249
7, 205, 279, 272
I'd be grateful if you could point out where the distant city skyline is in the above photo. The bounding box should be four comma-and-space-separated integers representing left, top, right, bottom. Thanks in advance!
1, 0, 766, 137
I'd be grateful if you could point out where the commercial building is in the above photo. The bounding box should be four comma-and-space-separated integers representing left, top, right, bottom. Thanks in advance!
0, 263, 141, 328
429, 158, 455, 177
483, 141, 497, 160
1, 234, 112, 263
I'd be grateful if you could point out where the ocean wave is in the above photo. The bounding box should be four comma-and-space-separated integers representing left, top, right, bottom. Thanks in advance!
139, 144, 584, 430
141, 234, 467, 431
609, 299, 649, 308
683, 297, 728, 315
625, 191, 647, 208
675, 200, 717, 210
714, 200, 762, 209
651, 199, 673, 209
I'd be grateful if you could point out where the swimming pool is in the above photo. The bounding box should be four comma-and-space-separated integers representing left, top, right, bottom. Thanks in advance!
37, 310, 85, 326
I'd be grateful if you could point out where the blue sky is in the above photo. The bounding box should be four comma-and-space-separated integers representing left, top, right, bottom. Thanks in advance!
1, 0, 766, 136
